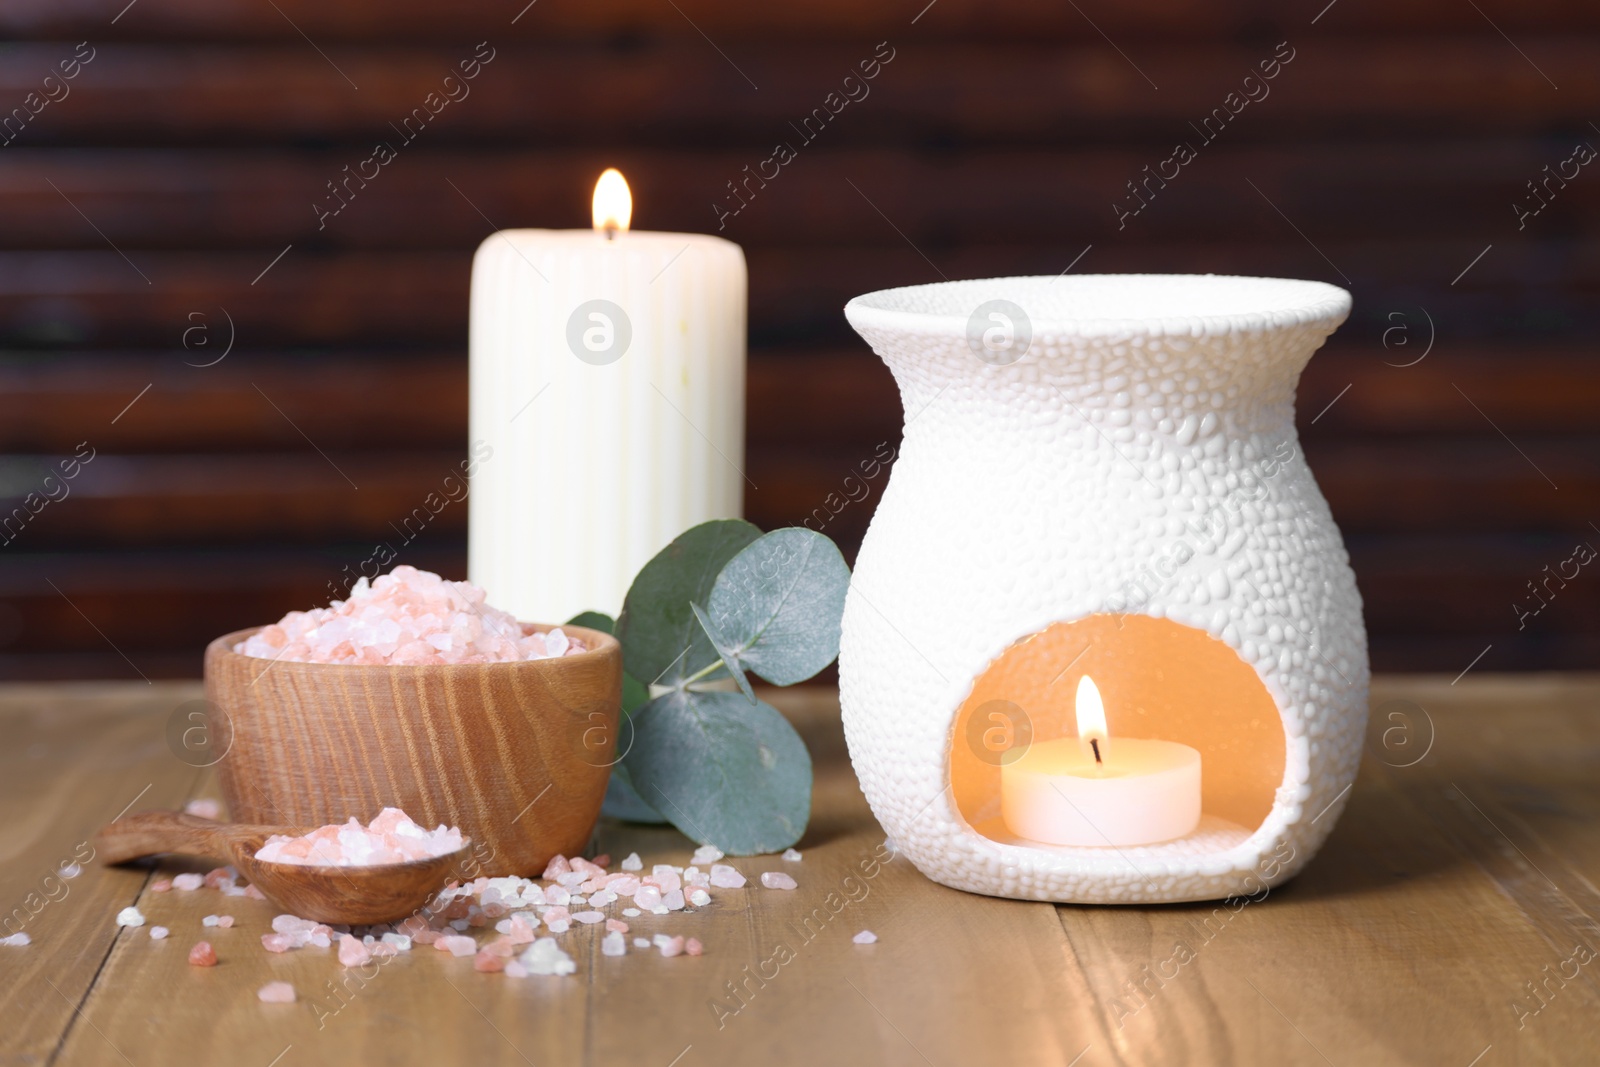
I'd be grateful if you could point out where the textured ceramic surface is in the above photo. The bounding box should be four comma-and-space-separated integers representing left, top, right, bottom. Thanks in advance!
840, 274, 1367, 904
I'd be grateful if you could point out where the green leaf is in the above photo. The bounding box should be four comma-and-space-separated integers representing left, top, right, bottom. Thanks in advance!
623, 689, 811, 854
565, 610, 616, 634
601, 762, 669, 824
616, 519, 761, 687
702, 528, 850, 686
690, 601, 754, 702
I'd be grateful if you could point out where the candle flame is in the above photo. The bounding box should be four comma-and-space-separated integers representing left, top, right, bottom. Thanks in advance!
1075, 675, 1108, 741
592, 168, 632, 235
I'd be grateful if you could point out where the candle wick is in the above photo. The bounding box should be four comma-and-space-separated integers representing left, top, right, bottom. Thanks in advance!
1089, 737, 1102, 765
603, 224, 618, 241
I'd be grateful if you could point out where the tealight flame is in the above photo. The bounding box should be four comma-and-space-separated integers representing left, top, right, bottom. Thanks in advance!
592, 168, 632, 236
1076, 675, 1108, 742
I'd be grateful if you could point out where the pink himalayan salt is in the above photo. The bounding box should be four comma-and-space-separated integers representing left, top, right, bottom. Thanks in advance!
659, 936, 685, 958
504, 960, 529, 979
853, 930, 878, 944
262, 933, 293, 953
242, 884, 267, 901
506, 915, 537, 944
634, 886, 662, 910
184, 798, 223, 820
234, 565, 587, 666
709, 864, 746, 889
149, 926, 169, 940
685, 937, 703, 957
338, 935, 371, 967
172, 873, 203, 891
203, 867, 236, 890
760, 872, 797, 891
571, 911, 605, 924
255, 807, 462, 867
218, 916, 235, 929
543, 855, 571, 879
591, 854, 611, 869
150, 879, 172, 893
474, 949, 506, 972
258, 982, 296, 1003
437, 935, 477, 957
188, 941, 217, 966
605, 919, 629, 934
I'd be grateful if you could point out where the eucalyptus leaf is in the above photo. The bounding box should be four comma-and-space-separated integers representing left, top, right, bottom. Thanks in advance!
690, 601, 755, 702
565, 610, 616, 634
623, 689, 811, 854
601, 762, 669, 824
617, 519, 762, 687
702, 528, 850, 686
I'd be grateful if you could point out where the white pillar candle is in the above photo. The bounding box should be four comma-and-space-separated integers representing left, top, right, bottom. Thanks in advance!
1001, 677, 1202, 847
468, 170, 747, 623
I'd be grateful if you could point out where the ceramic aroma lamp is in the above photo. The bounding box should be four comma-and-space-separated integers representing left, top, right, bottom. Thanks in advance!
839, 274, 1367, 904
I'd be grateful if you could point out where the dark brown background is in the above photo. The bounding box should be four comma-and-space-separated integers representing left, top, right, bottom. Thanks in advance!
0, 0, 1594, 679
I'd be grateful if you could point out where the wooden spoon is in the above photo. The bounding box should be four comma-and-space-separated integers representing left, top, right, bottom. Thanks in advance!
96, 810, 472, 926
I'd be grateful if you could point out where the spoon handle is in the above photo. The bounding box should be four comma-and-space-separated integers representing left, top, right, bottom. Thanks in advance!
95, 810, 237, 865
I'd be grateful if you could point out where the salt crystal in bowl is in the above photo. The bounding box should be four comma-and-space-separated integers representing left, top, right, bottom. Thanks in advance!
205, 619, 620, 878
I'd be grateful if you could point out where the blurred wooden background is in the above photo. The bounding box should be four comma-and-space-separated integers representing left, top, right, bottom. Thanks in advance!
0, 0, 1595, 678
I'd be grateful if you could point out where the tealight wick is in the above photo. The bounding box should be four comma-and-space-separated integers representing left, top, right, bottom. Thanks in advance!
1089, 737, 1103, 765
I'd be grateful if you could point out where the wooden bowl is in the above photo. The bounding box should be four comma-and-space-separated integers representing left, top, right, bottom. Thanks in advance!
203, 623, 622, 878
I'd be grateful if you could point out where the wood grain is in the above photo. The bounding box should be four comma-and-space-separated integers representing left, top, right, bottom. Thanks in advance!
204, 624, 622, 879
2, 679, 1598, 1065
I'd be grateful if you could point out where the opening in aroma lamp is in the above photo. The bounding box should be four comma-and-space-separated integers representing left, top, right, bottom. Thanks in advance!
950, 614, 1285, 854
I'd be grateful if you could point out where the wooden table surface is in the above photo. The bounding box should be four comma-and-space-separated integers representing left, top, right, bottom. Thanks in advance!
3, 676, 1598, 1067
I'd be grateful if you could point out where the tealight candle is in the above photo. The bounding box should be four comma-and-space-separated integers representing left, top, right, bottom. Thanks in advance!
1001, 676, 1201, 847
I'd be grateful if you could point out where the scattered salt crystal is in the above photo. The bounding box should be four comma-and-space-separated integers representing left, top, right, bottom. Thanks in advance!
622, 908, 641, 918
257, 981, 296, 1003
504, 960, 529, 978
188, 941, 217, 966
184, 798, 223, 820
0, 933, 30, 947
605, 919, 628, 933
601, 931, 626, 956
235, 566, 587, 665
660, 936, 685, 958
59, 862, 82, 879
760, 872, 797, 891
691, 845, 724, 866
243, 885, 267, 901
543, 855, 571, 879
474, 948, 506, 972
556, 872, 587, 889
650, 905, 669, 916
339, 935, 372, 967
620, 853, 642, 872
380, 932, 412, 951
572, 911, 605, 924
172, 873, 203, 891
663, 889, 685, 911
449, 919, 470, 932
685, 937, 703, 957
520, 938, 576, 976
709, 865, 746, 889
568, 895, 587, 906
546, 886, 571, 907
149, 926, 169, 940
202, 915, 220, 927
217, 916, 235, 929
853, 930, 878, 944
116, 907, 145, 928
150, 879, 172, 893
438, 935, 477, 957
689, 889, 711, 907
609, 875, 641, 896
684, 868, 710, 889
256, 807, 462, 867
652, 866, 683, 893
782, 848, 802, 862
633, 938, 650, 949
545, 919, 570, 934
261, 933, 293, 953
589, 889, 617, 907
